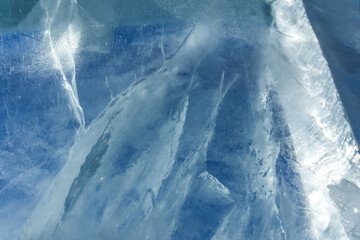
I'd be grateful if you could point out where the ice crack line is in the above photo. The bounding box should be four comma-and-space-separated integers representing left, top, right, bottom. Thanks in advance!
42, 0, 85, 129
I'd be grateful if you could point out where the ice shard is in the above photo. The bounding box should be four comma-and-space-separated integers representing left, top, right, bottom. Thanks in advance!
0, 0, 359, 239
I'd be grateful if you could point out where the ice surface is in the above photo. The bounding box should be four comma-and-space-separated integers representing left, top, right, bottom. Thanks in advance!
0, 0, 360, 240
328, 179, 360, 240
302, 0, 360, 143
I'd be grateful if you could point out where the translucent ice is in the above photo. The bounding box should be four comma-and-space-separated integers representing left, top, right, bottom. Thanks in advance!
0, 0, 359, 240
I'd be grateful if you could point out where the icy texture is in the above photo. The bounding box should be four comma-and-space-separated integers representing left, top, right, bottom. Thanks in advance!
0, 0, 360, 240
328, 179, 360, 240
302, 0, 360, 143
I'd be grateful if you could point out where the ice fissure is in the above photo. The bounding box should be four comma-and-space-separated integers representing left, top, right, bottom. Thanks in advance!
0, 0, 359, 239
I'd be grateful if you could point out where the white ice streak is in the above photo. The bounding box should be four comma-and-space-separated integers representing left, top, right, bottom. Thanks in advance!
268, 0, 360, 239
41, 0, 85, 128
19, 23, 206, 239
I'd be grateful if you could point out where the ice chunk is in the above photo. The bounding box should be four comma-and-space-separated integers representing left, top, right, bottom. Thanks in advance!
328, 179, 360, 240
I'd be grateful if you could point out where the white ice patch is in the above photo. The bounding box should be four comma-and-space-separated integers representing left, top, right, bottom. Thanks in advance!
268, 0, 360, 239
199, 171, 230, 196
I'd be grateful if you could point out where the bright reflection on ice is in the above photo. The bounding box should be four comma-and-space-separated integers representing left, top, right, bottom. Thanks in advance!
1, 0, 359, 239
268, 0, 360, 239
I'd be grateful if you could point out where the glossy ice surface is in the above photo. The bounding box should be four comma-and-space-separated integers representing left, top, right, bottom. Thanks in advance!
0, 0, 359, 239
